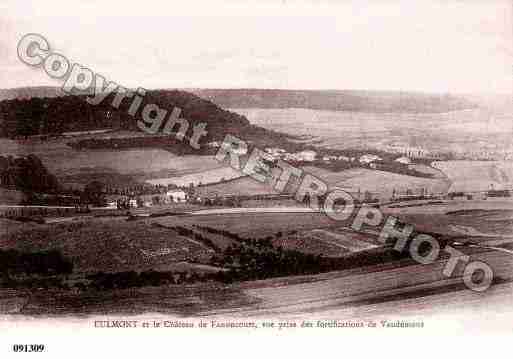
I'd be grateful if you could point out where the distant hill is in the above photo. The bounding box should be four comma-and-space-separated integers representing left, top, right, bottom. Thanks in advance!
0, 87, 478, 114
0, 89, 255, 143
191, 89, 477, 113
0, 86, 67, 101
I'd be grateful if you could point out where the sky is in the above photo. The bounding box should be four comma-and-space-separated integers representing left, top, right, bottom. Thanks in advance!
0, 0, 512, 94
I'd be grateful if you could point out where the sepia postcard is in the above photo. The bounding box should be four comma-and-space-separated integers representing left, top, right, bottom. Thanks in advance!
1, 0, 512, 357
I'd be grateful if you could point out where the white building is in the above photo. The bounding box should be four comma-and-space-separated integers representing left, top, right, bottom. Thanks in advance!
166, 190, 188, 203
395, 156, 412, 165
265, 147, 286, 155
322, 155, 338, 162
283, 153, 300, 162
105, 201, 118, 209
265, 147, 287, 160
207, 141, 220, 148
359, 154, 381, 164
378, 144, 434, 159
294, 150, 317, 162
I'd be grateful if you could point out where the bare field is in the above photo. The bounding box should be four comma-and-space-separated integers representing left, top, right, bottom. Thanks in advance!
194, 176, 279, 197
273, 228, 380, 258
0, 210, 363, 276
2, 205, 512, 317
155, 212, 337, 238
303, 166, 450, 197
193, 164, 450, 199
433, 160, 513, 192
332, 168, 450, 197
382, 201, 513, 241
0, 189, 27, 205
0, 218, 38, 234
0, 218, 215, 274
147, 166, 245, 187
0, 138, 221, 185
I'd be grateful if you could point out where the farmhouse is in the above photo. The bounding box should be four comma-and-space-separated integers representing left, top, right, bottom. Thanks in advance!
166, 189, 188, 203
359, 154, 381, 164
105, 201, 118, 209
395, 156, 412, 165
322, 155, 338, 162
207, 141, 221, 148
265, 147, 286, 160
294, 150, 317, 162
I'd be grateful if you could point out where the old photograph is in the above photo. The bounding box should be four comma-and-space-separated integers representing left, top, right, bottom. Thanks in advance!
0, 0, 512, 356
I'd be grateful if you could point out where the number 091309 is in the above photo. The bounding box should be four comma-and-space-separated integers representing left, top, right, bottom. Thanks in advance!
12, 344, 45, 353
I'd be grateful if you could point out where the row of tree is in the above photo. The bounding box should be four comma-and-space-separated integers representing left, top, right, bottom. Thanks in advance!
0, 154, 60, 193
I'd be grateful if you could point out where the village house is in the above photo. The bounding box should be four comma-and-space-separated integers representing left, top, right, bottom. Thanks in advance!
395, 156, 412, 165
322, 155, 338, 162
166, 189, 188, 203
265, 147, 287, 160
207, 141, 221, 148
359, 154, 382, 164
105, 200, 118, 209
294, 150, 317, 162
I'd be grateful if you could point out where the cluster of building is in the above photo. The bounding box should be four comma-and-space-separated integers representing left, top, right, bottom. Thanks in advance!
104, 188, 193, 209
264, 148, 318, 162
377, 143, 513, 162
262, 147, 418, 169
375, 144, 445, 160
452, 149, 513, 161
321, 155, 354, 162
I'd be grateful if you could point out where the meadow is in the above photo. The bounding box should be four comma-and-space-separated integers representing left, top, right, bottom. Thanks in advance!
302, 166, 450, 198
0, 137, 223, 188
0, 218, 215, 274
433, 160, 513, 193
232, 107, 513, 154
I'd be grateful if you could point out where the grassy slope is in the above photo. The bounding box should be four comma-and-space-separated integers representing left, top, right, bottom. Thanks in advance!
302, 166, 450, 197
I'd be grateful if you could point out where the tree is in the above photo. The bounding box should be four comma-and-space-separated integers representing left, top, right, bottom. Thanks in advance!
364, 190, 373, 202
82, 180, 106, 206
